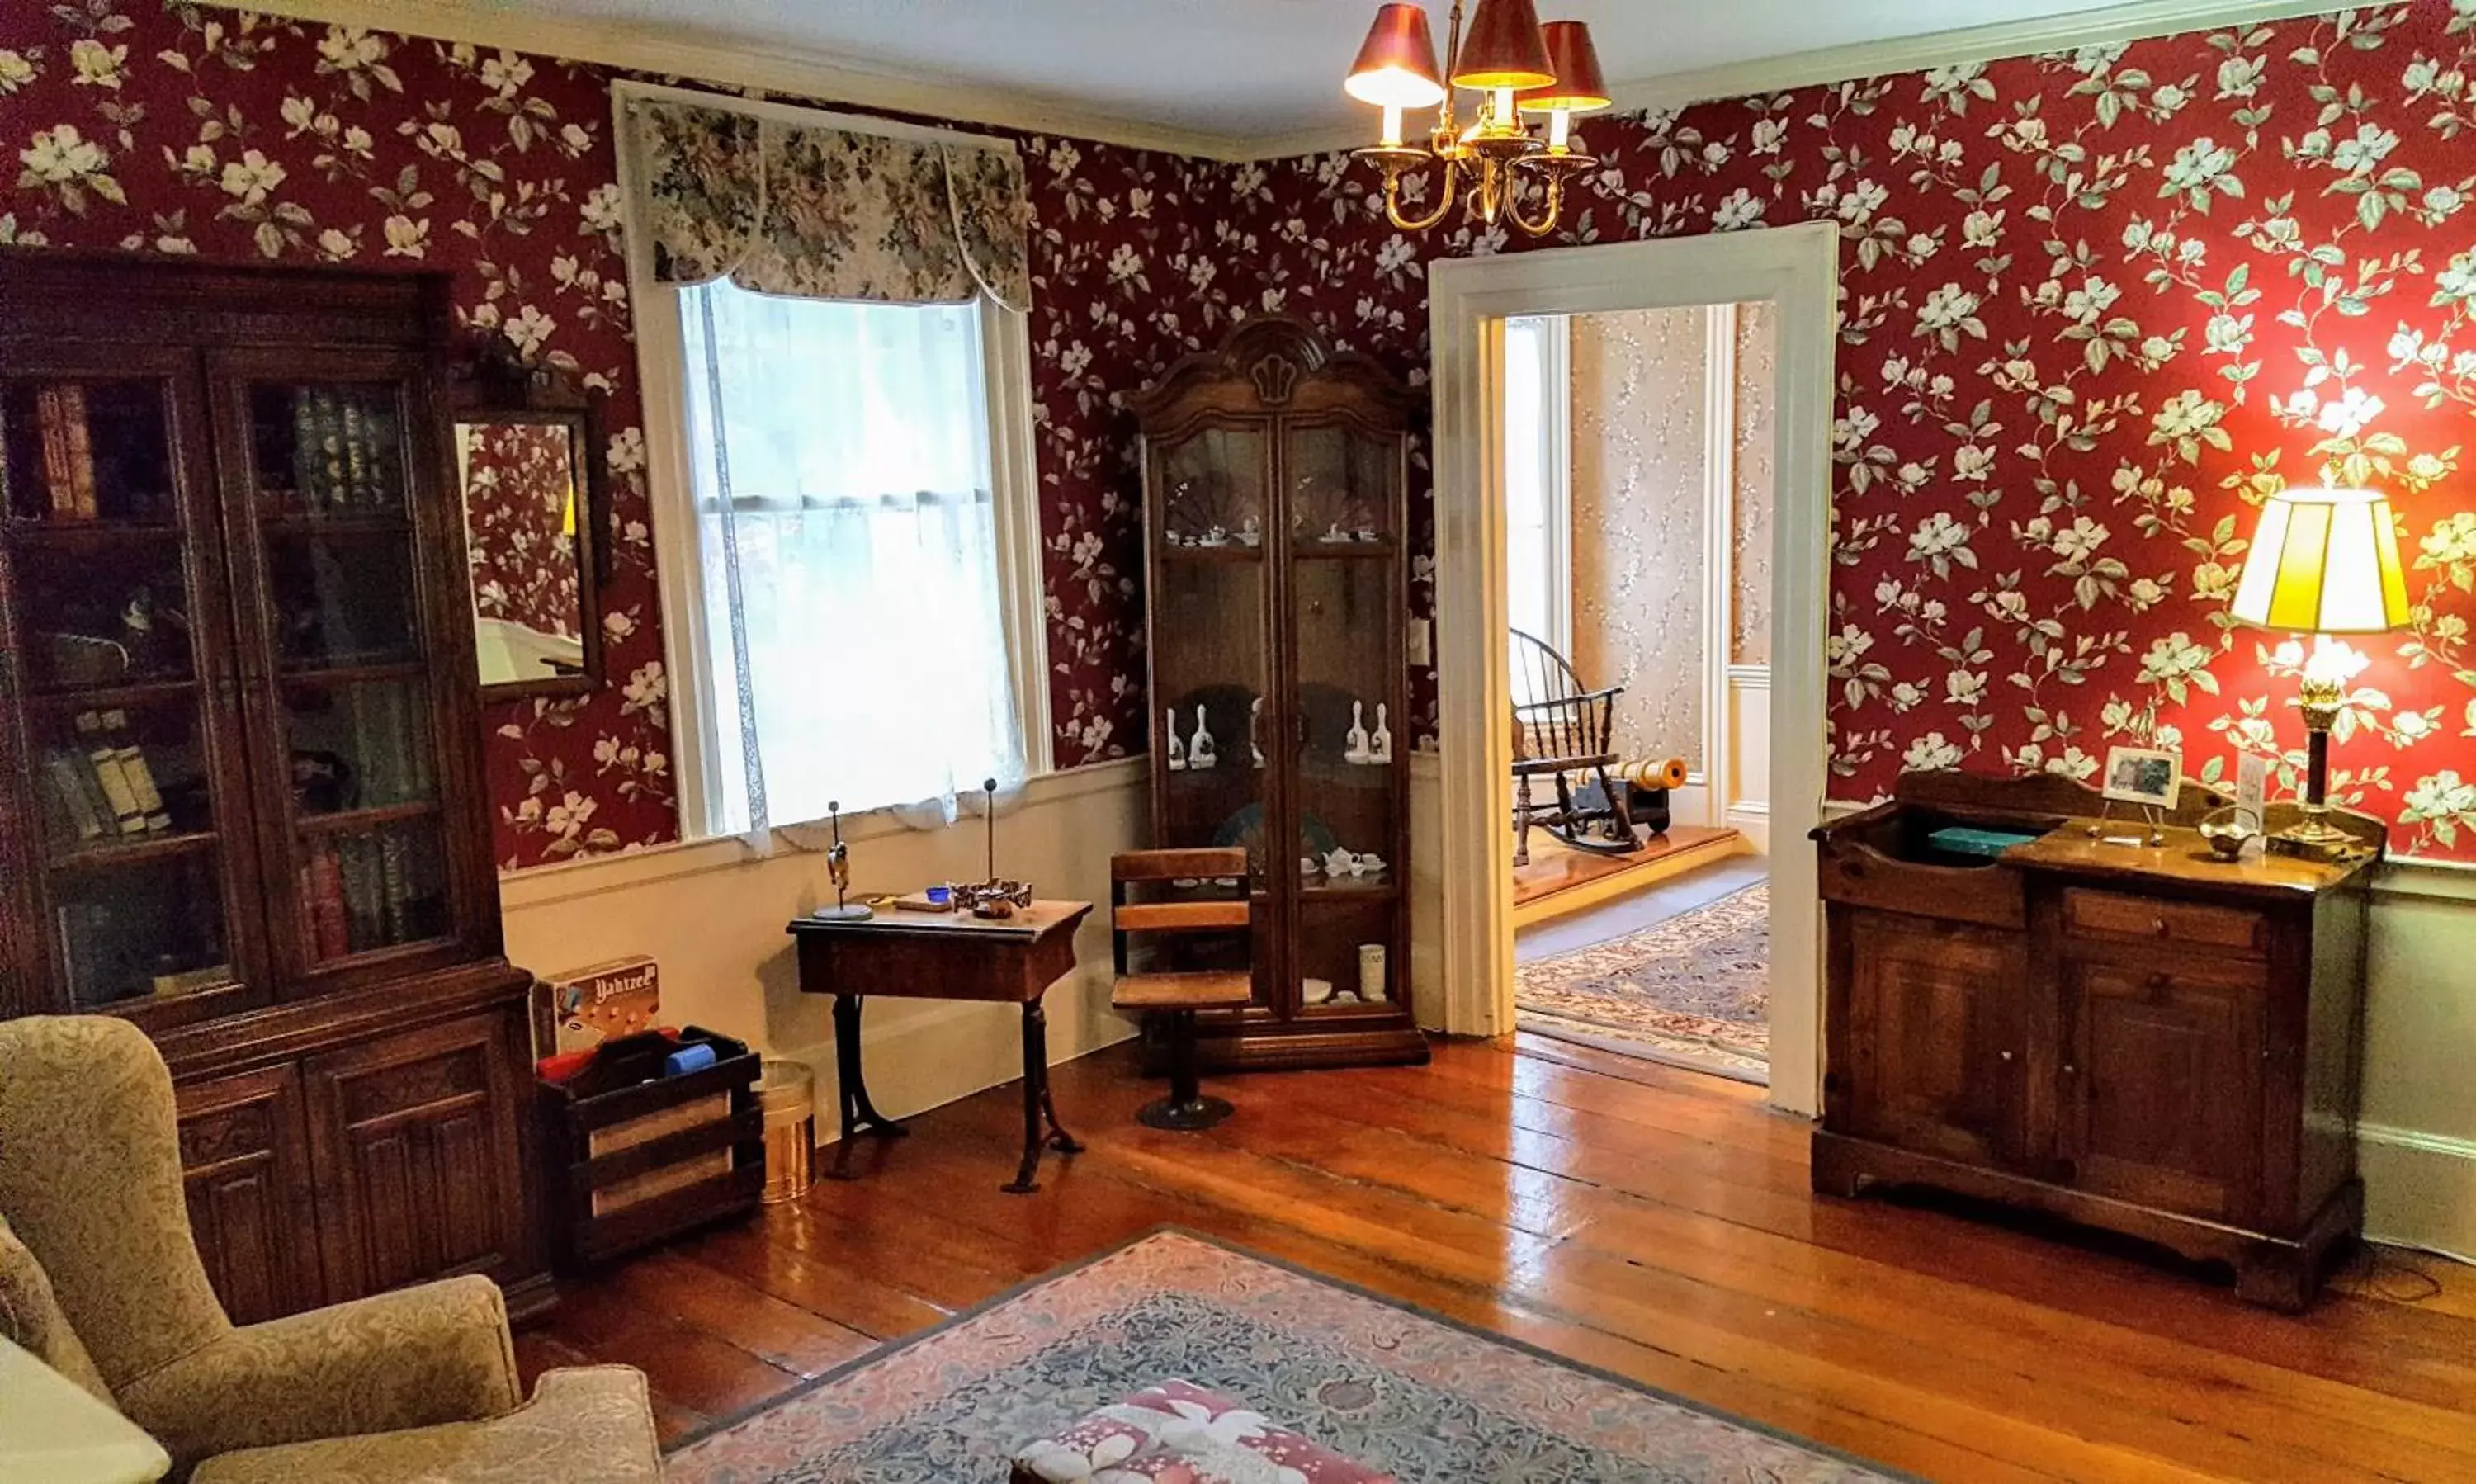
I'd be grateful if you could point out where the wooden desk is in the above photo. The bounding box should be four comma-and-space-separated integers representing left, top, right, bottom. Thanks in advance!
787, 900, 1094, 1193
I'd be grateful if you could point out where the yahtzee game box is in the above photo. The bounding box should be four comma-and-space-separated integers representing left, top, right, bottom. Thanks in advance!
532, 955, 661, 1058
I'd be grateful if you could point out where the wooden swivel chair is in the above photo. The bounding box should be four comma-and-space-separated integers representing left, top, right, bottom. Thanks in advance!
1110, 848, 1254, 1131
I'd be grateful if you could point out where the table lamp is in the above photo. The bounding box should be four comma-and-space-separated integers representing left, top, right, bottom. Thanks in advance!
2228, 485, 2410, 860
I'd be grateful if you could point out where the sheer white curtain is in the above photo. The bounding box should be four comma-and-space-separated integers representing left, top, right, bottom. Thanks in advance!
1503, 314, 1571, 667
678, 278, 1026, 832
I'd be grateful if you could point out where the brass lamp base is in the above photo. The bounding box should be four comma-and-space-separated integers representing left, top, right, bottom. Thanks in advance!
2265, 815, 2358, 863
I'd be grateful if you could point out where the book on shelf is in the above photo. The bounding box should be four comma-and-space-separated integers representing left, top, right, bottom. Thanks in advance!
40, 750, 109, 843
150, 962, 229, 999
337, 832, 387, 952
75, 710, 149, 836
338, 394, 373, 507
54, 900, 139, 1006
100, 707, 173, 833
299, 837, 351, 959
35, 385, 96, 522
377, 827, 413, 943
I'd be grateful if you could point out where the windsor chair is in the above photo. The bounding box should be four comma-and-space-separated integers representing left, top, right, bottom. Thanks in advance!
1509, 627, 1637, 865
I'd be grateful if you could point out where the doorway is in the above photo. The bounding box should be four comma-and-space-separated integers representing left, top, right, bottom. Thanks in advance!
1503, 301, 1775, 1084
1425, 223, 1838, 1117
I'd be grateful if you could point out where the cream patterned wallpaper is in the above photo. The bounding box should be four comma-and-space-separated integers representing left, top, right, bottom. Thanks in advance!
1569, 307, 1710, 772
1732, 303, 1778, 669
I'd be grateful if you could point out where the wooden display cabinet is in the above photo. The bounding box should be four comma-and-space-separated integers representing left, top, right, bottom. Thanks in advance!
1812, 771, 2378, 1309
0, 253, 546, 1320
1132, 319, 1426, 1069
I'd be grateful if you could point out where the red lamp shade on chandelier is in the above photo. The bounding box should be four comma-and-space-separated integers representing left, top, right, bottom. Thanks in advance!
1338, 1, 1609, 234
1449, 0, 1554, 90
1515, 19, 1608, 149
1344, 3, 1447, 110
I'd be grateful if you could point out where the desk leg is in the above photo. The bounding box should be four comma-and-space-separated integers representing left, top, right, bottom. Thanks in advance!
1004, 997, 1080, 1194
829, 994, 907, 1182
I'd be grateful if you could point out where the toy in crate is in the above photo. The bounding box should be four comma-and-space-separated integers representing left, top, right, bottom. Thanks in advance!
532, 954, 661, 1061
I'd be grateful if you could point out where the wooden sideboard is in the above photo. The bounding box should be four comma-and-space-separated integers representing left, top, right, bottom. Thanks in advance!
1811, 772, 2379, 1310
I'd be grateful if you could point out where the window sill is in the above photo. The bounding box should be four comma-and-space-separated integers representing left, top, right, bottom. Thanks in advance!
499, 754, 1146, 911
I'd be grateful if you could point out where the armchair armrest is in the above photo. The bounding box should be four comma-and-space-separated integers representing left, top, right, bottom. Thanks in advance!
117, 1274, 521, 1468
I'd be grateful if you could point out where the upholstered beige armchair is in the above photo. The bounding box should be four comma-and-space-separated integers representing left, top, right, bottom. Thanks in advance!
0, 1015, 661, 1482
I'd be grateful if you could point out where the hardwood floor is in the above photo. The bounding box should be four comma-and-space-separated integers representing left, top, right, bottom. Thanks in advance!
522, 1033, 2476, 1482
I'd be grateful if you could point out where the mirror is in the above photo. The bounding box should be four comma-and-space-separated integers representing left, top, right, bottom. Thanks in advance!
455, 408, 605, 701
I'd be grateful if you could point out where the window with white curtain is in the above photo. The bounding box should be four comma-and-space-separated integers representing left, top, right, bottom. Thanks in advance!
1503, 314, 1571, 657
674, 278, 1034, 833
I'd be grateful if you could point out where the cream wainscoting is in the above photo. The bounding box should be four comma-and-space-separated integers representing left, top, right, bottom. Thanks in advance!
1722, 665, 1771, 853
499, 758, 1148, 1141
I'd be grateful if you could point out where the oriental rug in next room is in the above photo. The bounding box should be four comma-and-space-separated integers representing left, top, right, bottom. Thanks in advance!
1517, 882, 1770, 1083
663, 1228, 1898, 1483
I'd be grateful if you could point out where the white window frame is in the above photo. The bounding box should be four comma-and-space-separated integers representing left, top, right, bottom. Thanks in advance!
611, 80, 1053, 841
1501, 314, 1573, 657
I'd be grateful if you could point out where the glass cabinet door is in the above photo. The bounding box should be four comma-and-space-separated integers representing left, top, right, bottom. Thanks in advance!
1285, 420, 1404, 1014
213, 352, 457, 980
0, 353, 260, 1018
1147, 423, 1273, 1000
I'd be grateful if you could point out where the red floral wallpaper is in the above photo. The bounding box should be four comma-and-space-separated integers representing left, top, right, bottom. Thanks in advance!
1213, 0, 2476, 860
12, 2, 2476, 863
462, 420, 583, 641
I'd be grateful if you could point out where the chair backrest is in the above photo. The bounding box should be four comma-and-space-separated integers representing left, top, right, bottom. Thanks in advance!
1508, 627, 1621, 766
1109, 849, 1250, 974
0, 1017, 234, 1387
1509, 627, 1580, 710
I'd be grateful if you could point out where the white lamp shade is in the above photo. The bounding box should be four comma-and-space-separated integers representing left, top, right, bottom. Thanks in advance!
2229, 485, 2412, 634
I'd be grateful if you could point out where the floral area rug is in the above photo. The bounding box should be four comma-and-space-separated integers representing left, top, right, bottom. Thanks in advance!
665, 1228, 1900, 1482
1516, 883, 1770, 1084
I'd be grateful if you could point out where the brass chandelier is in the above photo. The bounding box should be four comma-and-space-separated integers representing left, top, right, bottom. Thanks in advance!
1342, 0, 1609, 235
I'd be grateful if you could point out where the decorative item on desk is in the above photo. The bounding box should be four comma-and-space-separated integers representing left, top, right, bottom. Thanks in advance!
2092, 744, 2180, 845
1368, 703, 1393, 763
1187, 703, 1217, 770
1165, 707, 1186, 771
2231, 484, 2409, 862
952, 776, 1032, 919
2199, 805, 2264, 863
1344, 701, 1372, 763
811, 800, 873, 921
1249, 697, 1266, 769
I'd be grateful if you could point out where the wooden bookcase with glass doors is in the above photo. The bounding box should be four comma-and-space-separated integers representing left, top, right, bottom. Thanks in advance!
1132, 318, 1427, 1070
0, 253, 545, 1322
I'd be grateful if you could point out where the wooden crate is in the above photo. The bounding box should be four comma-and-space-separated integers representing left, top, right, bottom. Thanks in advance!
537, 1027, 765, 1268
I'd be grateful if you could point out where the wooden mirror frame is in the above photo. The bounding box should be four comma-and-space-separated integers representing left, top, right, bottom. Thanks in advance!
450, 341, 610, 704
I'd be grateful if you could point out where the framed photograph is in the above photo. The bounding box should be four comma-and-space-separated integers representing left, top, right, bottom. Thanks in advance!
2101, 745, 2182, 810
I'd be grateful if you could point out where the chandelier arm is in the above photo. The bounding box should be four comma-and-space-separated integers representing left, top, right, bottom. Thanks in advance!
1384, 162, 1461, 233
1507, 170, 1566, 237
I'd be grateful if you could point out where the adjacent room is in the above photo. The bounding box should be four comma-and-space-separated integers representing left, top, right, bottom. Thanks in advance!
4, 2, 2476, 1482
1504, 304, 1777, 1084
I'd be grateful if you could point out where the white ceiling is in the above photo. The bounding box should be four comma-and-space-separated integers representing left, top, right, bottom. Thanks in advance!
503, 0, 2167, 142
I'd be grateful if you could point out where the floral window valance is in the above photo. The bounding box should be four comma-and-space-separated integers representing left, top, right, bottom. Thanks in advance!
625, 97, 1032, 314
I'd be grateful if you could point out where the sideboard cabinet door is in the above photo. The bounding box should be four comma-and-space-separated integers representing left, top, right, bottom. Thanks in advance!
176, 1063, 326, 1324
2058, 957, 2266, 1223
301, 1009, 532, 1300
1840, 911, 2027, 1168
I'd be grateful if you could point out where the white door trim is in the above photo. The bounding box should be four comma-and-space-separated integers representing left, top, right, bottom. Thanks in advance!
1700, 303, 1738, 833
1428, 220, 1840, 1116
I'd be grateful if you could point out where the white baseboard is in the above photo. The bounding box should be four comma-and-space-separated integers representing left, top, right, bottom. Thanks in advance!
2360, 1121, 2476, 1262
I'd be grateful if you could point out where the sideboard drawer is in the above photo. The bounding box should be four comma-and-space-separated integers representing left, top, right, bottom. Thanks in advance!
2063, 889, 2266, 958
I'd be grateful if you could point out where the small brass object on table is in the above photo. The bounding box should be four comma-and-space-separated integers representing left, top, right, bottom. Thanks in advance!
955, 776, 1032, 919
